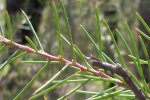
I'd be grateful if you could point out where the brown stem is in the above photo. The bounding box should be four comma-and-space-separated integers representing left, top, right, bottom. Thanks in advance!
89, 56, 146, 100
0, 35, 126, 88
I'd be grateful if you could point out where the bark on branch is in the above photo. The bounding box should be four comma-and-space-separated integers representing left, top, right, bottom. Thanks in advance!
88, 56, 146, 100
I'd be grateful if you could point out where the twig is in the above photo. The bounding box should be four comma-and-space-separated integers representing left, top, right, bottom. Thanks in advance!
88, 56, 146, 100
0, 35, 125, 87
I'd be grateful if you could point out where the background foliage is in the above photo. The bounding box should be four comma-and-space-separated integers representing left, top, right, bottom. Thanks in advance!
0, 0, 150, 100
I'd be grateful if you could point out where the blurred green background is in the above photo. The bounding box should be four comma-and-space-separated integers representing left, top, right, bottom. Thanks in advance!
0, 0, 150, 100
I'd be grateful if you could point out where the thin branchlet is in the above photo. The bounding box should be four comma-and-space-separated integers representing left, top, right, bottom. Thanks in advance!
0, 35, 125, 87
